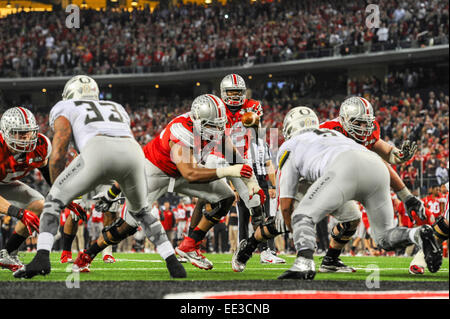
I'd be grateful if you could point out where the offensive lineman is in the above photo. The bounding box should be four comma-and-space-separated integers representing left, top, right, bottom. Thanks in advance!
183, 74, 283, 266
0, 107, 83, 271
14, 75, 186, 279
75, 94, 255, 271
276, 106, 442, 280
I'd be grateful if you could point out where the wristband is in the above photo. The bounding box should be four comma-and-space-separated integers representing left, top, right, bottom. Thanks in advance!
108, 184, 121, 199
7, 205, 23, 219
396, 187, 412, 202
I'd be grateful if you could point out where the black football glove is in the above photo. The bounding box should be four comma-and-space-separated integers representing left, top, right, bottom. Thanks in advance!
404, 196, 426, 223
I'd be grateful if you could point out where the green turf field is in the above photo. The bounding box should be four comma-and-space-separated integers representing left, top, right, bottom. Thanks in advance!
0, 252, 448, 282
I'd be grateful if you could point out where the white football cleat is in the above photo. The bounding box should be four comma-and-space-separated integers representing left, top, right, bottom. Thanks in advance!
409, 249, 426, 275
0, 249, 23, 272
278, 256, 316, 280
260, 248, 286, 264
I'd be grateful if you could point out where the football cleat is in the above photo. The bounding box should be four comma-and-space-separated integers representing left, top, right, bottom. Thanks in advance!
260, 248, 286, 264
232, 239, 254, 272
278, 256, 316, 280
60, 250, 73, 264
177, 256, 188, 263
13, 250, 51, 279
165, 254, 187, 278
102, 254, 116, 264
409, 265, 425, 275
175, 237, 213, 270
0, 249, 24, 272
409, 249, 426, 275
72, 251, 93, 273
318, 256, 356, 273
419, 225, 442, 273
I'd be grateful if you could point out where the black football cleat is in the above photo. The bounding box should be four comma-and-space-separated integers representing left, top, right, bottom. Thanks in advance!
419, 225, 442, 273
13, 250, 51, 279
319, 256, 356, 273
278, 256, 316, 280
165, 254, 187, 278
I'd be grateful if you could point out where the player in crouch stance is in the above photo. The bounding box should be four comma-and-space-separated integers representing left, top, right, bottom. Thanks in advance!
276, 106, 442, 280
0, 107, 83, 272
317, 96, 427, 273
14, 75, 185, 279
79, 94, 256, 271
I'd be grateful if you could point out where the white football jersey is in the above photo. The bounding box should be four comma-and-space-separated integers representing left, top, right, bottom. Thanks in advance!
49, 99, 133, 151
277, 128, 369, 184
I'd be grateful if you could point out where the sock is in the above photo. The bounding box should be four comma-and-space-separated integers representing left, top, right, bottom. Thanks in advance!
6, 232, 27, 254
85, 243, 103, 259
62, 233, 76, 252
191, 227, 207, 243
297, 249, 314, 260
326, 247, 342, 259
102, 244, 113, 257
188, 227, 195, 238
158, 241, 176, 260
36, 232, 55, 252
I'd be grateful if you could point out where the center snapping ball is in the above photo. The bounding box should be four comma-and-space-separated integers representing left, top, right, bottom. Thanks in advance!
241, 112, 260, 127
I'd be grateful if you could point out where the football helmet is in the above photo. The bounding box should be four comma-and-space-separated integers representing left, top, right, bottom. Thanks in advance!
190, 94, 227, 141
220, 74, 246, 108
62, 75, 99, 101
0, 107, 39, 153
339, 97, 375, 143
282, 106, 319, 140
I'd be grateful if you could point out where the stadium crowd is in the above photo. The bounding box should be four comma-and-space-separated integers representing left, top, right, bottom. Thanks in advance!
1, 0, 449, 77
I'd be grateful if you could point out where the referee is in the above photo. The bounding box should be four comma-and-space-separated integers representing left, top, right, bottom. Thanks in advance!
237, 123, 285, 264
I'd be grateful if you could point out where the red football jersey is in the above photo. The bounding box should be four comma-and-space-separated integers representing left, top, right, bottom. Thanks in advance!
218, 98, 262, 159
0, 132, 51, 184
422, 195, 442, 219
143, 113, 195, 177
319, 118, 381, 150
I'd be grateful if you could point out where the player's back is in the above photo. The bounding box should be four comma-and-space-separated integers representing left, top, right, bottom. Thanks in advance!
277, 128, 369, 182
49, 99, 133, 151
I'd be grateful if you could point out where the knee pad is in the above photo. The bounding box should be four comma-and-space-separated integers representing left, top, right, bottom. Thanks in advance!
331, 220, 360, 244
102, 218, 129, 245
40, 195, 66, 234
131, 210, 169, 246
203, 196, 234, 224
432, 216, 449, 241
259, 216, 279, 240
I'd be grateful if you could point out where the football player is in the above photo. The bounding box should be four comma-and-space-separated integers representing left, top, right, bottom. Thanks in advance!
410, 181, 449, 274
78, 94, 254, 272
0, 107, 46, 271
185, 74, 282, 265
317, 96, 426, 272
14, 75, 186, 279
276, 106, 442, 280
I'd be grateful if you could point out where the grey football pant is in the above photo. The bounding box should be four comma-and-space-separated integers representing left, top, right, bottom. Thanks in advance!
291, 150, 417, 253
40, 136, 149, 238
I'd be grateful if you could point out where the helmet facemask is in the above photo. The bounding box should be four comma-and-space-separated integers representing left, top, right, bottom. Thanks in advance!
193, 116, 226, 141
1, 107, 39, 153
339, 97, 375, 143
220, 74, 246, 111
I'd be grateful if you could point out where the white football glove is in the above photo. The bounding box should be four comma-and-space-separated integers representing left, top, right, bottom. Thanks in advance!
389, 140, 417, 165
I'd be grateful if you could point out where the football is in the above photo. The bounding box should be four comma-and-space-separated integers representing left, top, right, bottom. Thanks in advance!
241, 112, 260, 127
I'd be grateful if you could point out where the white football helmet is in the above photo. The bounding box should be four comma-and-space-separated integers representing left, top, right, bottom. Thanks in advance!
220, 74, 246, 107
282, 106, 319, 140
190, 94, 227, 141
0, 107, 39, 153
339, 96, 375, 143
62, 75, 99, 101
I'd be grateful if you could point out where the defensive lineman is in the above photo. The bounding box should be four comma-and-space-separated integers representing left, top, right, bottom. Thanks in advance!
14, 75, 185, 279
277, 107, 442, 280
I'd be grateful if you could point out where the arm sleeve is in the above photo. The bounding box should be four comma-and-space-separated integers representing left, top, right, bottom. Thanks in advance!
277, 153, 300, 199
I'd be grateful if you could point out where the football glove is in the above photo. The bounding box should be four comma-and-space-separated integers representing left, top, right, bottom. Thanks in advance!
389, 140, 417, 165
404, 196, 426, 223
216, 164, 253, 179
275, 210, 289, 234
7, 206, 40, 235
93, 192, 119, 213
67, 202, 88, 222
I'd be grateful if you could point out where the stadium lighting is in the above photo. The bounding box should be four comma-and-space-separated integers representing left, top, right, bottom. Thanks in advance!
131, 0, 138, 7
81, 0, 87, 9
111, 0, 118, 2
205, 0, 212, 4
196, 82, 201, 87
6, 1, 12, 8
155, 84, 159, 89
